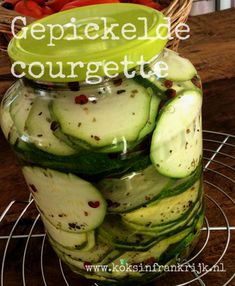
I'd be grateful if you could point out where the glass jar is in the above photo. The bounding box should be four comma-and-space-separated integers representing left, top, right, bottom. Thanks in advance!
0, 4, 204, 285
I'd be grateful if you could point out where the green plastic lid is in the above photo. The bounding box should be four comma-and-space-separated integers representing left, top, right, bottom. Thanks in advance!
8, 3, 168, 82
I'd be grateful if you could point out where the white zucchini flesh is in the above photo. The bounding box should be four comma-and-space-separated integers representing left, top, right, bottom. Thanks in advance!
23, 167, 107, 233
122, 179, 201, 227
124, 200, 202, 235
25, 97, 75, 156
49, 235, 113, 264
41, 214, 95, 250
10, 90, 34, 136
150, 89, 203, 178
52, 80, 151, 148
1, 103, 18, 145
155, 49, 197, 81
0, 82, 21, 144
98, 165, 172, 213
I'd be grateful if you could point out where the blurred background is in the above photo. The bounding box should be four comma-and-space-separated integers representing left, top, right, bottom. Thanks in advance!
191, 0, 235, 15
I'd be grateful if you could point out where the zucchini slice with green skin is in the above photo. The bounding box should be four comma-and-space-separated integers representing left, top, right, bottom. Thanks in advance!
154, 164, 202, 200
15, 141, 151, 181
98, 163, 201, 214
133, 74, 166, 100
105, 227, 193, 279
50, 239, 117, 282
150, 89, 203, 178
22, 167, 107, 233
158, 231, 199, 265
0, 85, 19, 145
10, 89, 34, 136
41, 214, 94, 250
98, 215, 159, 250
124, 200, 202, 237
67, 134, 140, 154
98, 203, 203, 251
137, 94, 161, 140
25, 97, 75, 156
156, 49, 197, 81
51, 80, 151, 148
100, 249, 124, 265
121, 179, 201, 227
97, 165, 172, 213
49, 235, 113, 264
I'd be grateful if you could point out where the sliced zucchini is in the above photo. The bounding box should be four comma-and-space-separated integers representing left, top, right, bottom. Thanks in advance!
155, 49, 197, 81
124, 199, 202, 237
133, 74, 166, 100
107, 226, 193, 279
97, 164, 172, 213
41, 214, 95, 250
67, 133, 140, 154
25, 97, 75, 156
10, 89, 34, 136
0, 82, 25, 144
50, 246, 112, 282
22, 167, 107, 233
159, 232, 197, 265
137, 94, 161, 140
156, 164, 202, 200
0, 100, 18, 145
15, 141, 150, 181
98, 215, 158, 250
100, 249, 123, 265
51, 80, 151, 148
49, 235, 113, 264
53, 128, 86, 151
150, 89, 203, 178
51, 228, 199, 282
121, 179, 201, 227
62, 253, 117, 280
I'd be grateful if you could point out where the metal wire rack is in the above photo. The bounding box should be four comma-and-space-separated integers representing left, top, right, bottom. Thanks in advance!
0, 130, 234, 286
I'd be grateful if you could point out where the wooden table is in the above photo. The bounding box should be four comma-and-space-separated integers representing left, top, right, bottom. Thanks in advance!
0, 8, 234, 286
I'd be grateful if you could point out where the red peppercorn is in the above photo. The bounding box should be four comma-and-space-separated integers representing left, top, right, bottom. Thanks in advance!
75, 95, 89, 105
164, 80, 173, 88
88, 201, 100, 208
165, 88, 177, 99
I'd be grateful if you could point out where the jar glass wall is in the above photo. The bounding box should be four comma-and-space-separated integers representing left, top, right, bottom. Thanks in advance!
1, 48, 204, 285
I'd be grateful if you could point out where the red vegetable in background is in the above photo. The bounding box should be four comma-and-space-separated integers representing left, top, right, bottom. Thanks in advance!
143, 2, 163, 10
15, 0, 43, 18
46, 0, 75, 12
41, 5, 54, 16
128, 0, 164, 10
61, 0, 120, 11
2, 0, 168, 18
